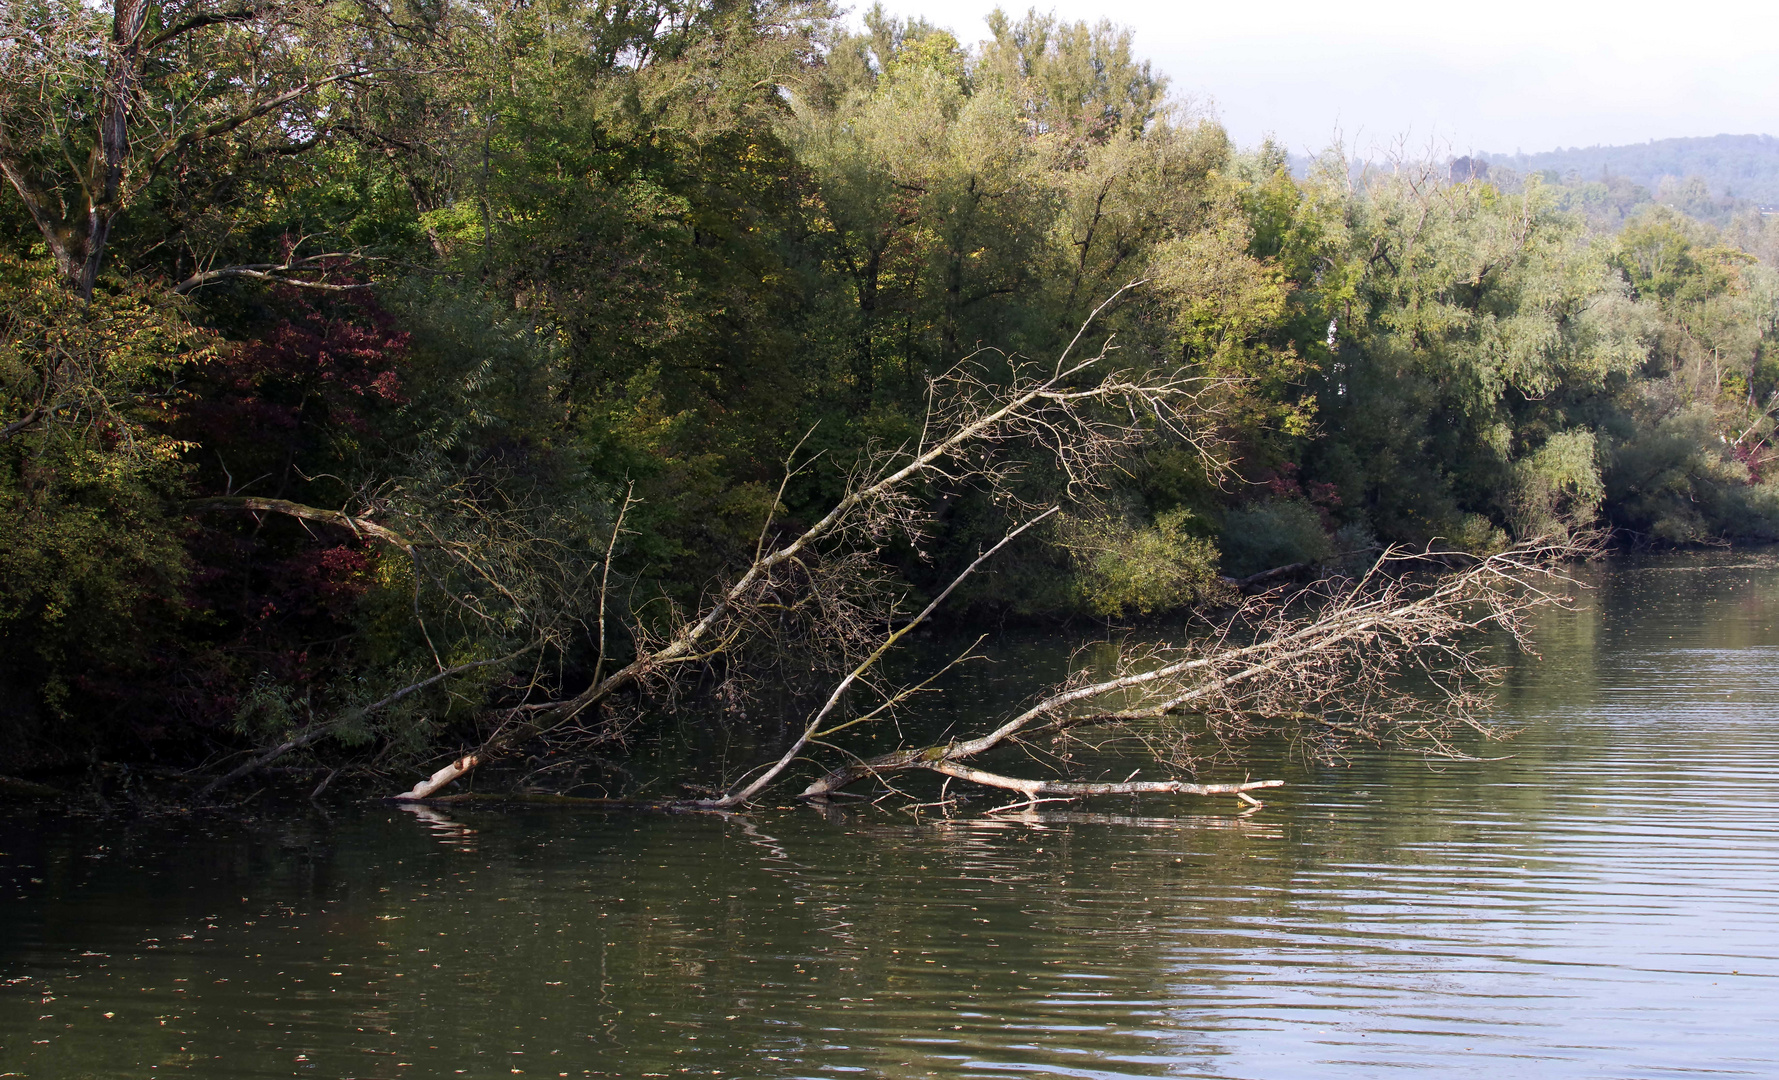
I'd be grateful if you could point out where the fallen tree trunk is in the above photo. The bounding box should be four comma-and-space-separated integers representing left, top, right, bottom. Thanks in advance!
376, 283, 1236, 801
1228, 561, 1312, 592
194, 647, 537, 798
393, 755, 480, 800
921, 760, 1282, 806
196, 724, 340, 798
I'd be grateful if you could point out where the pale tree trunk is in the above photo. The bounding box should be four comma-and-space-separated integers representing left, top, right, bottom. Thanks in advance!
923, 761, 1282, 809
394, 756, 481, 801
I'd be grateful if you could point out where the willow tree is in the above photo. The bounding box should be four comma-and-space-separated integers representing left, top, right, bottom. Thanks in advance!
789, 8, 1230, 402
1603, 207, 1779, 541
1273, 161, 1650, 548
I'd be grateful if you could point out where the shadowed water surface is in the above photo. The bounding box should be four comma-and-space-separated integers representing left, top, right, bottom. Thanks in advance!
3, 552, 1778, 1078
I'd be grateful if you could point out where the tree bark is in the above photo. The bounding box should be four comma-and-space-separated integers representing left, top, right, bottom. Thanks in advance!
74, 0, 152, 298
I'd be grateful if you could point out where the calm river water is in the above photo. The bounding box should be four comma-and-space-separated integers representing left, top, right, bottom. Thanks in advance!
4, 552, 1778, 1078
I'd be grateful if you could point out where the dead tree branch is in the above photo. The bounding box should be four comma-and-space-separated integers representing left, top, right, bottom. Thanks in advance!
186, 496, 415, 553
196, 645, 539, 797
698, 507, 1059, 808
800, 539, 1585, 804
922, 761, 1283, 808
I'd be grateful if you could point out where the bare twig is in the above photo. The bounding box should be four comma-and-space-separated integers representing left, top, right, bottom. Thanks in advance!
594, 481, 638, 689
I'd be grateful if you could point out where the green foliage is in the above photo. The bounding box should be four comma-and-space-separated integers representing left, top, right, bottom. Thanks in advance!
1509, 430, 1605, 541
1061, 508, 1227, 617
977, 8, 1166, 141
0, 256, 208, 740
1262, 161, 1655, 546
1605, 404, 1779, 542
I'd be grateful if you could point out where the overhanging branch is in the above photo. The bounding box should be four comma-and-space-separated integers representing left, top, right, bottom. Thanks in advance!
185, 496, 414, 553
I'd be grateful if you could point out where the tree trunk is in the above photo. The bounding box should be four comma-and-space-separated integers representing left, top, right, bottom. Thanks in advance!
75, 0, 151, 298
393, 756, 481, 800
922, 760, 1282, 806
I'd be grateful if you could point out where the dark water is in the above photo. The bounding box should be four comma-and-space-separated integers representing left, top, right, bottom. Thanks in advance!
4, 553, 1779, 1079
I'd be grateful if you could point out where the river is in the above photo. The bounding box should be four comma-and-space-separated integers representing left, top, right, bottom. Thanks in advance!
3, 551, 1777, 1078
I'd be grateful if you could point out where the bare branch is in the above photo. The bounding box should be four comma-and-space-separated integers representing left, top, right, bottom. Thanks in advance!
172, 246, 383, 289
185, 496, 415, 553
0, 407, 49, 442
800, 539, 1586, 801
922, 760, 1283, 804
140, 71, 374, 191
173, 259, 379, 294
700, 507, 1058, 808
143, 5, 264, 51
593, 481, 638, 689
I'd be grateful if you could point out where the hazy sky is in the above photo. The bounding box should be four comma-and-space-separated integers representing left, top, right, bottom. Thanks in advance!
860, 0, 1779, 157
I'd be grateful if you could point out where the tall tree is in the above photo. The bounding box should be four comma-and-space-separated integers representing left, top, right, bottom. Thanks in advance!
0, 0, 369, 297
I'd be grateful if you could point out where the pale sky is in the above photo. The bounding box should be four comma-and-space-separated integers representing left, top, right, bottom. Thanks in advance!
860, 0, 1779, 157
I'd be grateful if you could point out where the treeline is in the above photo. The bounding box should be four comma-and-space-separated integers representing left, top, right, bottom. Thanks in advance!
1447, 157, 1779, 238
1476, 133, 1779, 208
3, 0, 1778, 772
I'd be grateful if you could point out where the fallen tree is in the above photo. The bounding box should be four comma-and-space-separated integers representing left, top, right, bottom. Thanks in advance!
189, 285, 1243, 800
795, 541, 1580, 809
186, 285, 1583, 811
364, 537, 1578, 814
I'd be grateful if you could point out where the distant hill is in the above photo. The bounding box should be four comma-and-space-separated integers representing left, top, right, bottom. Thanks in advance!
1476, 134, 1779, 206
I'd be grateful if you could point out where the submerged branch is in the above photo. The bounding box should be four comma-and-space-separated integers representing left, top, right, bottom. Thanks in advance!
699, 507, 1058, 808
198, 646, 538, 797
922, 760, 1283, 803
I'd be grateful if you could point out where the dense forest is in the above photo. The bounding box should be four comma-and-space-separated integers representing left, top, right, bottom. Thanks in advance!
3, 0, 1778, 795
